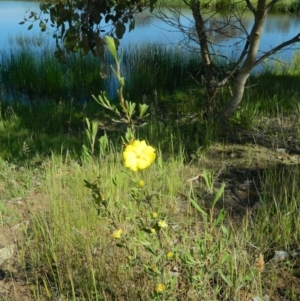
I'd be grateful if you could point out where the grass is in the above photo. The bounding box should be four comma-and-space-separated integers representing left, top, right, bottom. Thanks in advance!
1, 39, 300, 301
0, 45, 105, 103
2, 130, 300, 300
160, 0, 300, 12
1, 39, 202, 104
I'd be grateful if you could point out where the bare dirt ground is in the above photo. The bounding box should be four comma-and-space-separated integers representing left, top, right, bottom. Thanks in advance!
0, 193, 49, 301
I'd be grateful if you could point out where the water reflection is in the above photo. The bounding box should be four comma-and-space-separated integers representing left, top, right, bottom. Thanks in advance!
0, 1, 300, 61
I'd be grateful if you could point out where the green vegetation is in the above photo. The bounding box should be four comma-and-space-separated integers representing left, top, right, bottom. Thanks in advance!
1, 37, 300, 301
164, 0, 300, 12
0, 48, 104, 102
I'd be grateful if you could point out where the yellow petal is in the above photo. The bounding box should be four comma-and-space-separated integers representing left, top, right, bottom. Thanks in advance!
139, 140, 147, 148
137, 158, 151, 170
144, 146, 156, 161
132, 140, 142, 148
123, 144, 136, 155
123, 152, 138, 171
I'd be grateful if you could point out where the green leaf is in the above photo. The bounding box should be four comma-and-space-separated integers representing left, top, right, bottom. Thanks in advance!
218, 269, 232, 286
220, 253, 230, 264
99, 133, 108, 156
92, 121, 98, 136
82, 145, 92, 161
119, 76, 125, 87
129, 19, 135, 32
136, 122, 148, 128
85, 118, 91, 130
243, 272, 255, 282
145, 245, 157, 256
116, 22, 126, 39
28, 24, 33, 30
104, 36, 118, 63
39, 21, 47, 32
149, 0, 158, 11
189, 198, 207, 216
125, 101, 136, 117
125, 128, 135, 143
221, 224, 229, 236
138, 103, 149, 118
212, 183, 225, 206
213, 208, 225, 227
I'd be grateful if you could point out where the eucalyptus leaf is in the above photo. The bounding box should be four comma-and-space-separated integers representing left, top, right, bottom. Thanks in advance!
129, 19, 135, 32
116, 22, 126, 39
39, 21, 47, 31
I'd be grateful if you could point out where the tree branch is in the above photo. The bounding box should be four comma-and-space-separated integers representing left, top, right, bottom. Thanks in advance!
266, 0, 280, 12
254, 33, 300, 66
216, 37, 250, 87
245, 0, 255, 13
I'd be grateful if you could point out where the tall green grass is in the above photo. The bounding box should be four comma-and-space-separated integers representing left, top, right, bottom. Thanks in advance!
1, 40, 300, 163
0, 47, 104, 103
8, 142, 300, 300
0, 40, 203, 104
123, 43, 202, 96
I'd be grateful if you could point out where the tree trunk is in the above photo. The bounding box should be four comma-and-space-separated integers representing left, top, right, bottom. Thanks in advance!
190, 0, 217, 116
220, 0, 268, 119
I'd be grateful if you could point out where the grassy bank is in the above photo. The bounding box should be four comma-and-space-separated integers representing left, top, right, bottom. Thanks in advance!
1, 39, 300, 301
1, 41, 300, 161
0, 39, 204, 103
164, 0, 300, 12
1, 113, 300, 300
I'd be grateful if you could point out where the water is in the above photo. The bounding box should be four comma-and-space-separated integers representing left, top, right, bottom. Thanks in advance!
1, 1, 300, 60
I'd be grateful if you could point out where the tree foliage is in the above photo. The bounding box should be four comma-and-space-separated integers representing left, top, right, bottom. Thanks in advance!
20, 0, 157, 62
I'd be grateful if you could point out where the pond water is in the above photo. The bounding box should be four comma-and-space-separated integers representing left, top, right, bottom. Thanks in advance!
1, 1, 300, 62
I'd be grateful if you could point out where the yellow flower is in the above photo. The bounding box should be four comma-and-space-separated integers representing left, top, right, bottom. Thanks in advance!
157, 220, 168, 229
123, 140, 156, 171
111, 229, 123, 239
166, 251, 174, 259
155, 283, 165, 293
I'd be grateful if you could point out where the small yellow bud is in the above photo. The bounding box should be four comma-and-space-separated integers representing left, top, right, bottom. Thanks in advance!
111, 229, 123, 239
137, 179, 145, 187
166, 251, 174, 259
155, 283, 165, 293
150, 228, 156, 234
151, 211, 158, 218
151, 265, 159, 273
